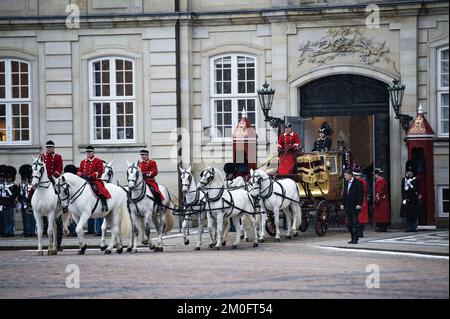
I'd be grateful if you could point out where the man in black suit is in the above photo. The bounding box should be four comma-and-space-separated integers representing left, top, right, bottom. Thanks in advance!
340, 169, 363, 244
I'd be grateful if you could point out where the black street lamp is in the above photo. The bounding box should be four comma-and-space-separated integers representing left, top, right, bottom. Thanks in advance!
257, 81, 283, 130
387, 79, 413, 134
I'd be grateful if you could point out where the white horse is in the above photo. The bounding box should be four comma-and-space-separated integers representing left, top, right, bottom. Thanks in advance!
126, 161, 175, 252
248, 169, 302, 242
225, 176, 258, 243
180, 166, 226, 250
197, 167, 259, 250
30, 156, 66, 255
55, 173, 131, 254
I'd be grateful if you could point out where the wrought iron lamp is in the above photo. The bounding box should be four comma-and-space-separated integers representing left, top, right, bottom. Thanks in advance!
387, 79, 413, 134
257, 81, 283, 130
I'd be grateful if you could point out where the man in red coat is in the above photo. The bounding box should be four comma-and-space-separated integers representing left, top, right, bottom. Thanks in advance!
77, 145, 111, 212
42, 140, 63, 184
138, 149, 164, 206
373, 168, 390, 232
277, 123, 302, 175
353, 166, 369, 238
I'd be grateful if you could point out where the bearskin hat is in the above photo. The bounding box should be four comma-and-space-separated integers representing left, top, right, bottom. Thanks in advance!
5, 166, 17, 181
223, 163, 237, 175
19, 164, 32, 180
0, 165, 6, 178
405, 160, 417, 174
64, 164, 79, 175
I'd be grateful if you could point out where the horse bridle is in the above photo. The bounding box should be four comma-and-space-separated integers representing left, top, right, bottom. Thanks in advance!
32, 160, 51, 188
56, 177, 89, 206
127, 163, 144, 191
198, 168, 215, 189
250, 172, 273, 200
102, 165, 113, 183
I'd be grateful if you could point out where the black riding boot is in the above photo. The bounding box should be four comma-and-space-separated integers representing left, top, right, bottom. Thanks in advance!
100, 196, 108, 212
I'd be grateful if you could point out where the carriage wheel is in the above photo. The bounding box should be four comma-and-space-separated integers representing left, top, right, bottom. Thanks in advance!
265, 212, 276, 237
299, 212, 309, 232
315, 200, 329, 236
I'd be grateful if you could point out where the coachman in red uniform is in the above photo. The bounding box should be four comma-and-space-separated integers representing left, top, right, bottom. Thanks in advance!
77, 145, 111, 212
373, 168, 390, 232
138, 149, 164, 205
277, 123, 302, 175
41, 140, 63, 183
353, 166, 369, 238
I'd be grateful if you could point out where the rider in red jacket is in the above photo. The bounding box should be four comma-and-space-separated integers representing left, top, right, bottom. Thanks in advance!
138, 148, 164, 206
77, 145, 111, 212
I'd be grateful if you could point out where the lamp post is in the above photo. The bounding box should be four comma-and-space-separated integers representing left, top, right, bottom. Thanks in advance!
387, 79, 413, 135
257, 81, 283, 131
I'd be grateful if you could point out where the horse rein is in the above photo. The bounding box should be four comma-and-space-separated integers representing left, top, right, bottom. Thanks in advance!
32, 161, 52, 188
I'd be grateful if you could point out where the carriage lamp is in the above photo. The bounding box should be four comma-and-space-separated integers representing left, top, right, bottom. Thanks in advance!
257, 81, 283, 130
388, 79, 413, 135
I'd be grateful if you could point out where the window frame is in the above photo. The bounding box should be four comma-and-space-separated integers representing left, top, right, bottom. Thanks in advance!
0, 58, 32, 145
209, 54, 258, 142
88, 57, 136, 144
437, 46, 449, 137
437, 185, 449, 218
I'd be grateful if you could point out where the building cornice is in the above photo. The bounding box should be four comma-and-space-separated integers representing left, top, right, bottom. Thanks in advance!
0, 0, 447, 31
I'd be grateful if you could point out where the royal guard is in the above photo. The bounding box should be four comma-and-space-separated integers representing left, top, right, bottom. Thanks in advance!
333, 137, 354, 172
400, 160, 421, 232
18, 164, 36, 237
77, 145, 111, 212
373, 168, 391, 232
138, 149, 164, 206
0, 166, 19, 237
312, 122, 332, 152
277, 123, 302, 175
41, 140, 63, 184
353, 166, 369, 238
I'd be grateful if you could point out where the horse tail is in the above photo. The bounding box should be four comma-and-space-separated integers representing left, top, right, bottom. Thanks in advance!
162, 189, 175, 233
119, 198, 132, 240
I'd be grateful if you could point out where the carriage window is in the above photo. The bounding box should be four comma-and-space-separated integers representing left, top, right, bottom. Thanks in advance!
438, 47, 449, 137
325, 155, 337, 174
90, 57, 135, 143
0, 59, 31, 144
210, 54, 257, 139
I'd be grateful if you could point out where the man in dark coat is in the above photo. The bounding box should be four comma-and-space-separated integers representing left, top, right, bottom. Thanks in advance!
340, 168, 363, 244
400, 160, 421, 232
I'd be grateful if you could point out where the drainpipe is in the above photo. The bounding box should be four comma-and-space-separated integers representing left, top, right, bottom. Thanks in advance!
175, 0, 183, 230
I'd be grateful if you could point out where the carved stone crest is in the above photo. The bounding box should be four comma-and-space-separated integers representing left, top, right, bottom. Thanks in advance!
298, 28, 397, 71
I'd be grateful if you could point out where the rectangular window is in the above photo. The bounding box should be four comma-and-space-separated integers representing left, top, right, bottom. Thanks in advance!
437, 47, 449, 137
89, 57, 135, 143
210, 54, 258, 140
438, 186, 449, 218
0, 59, 31, 144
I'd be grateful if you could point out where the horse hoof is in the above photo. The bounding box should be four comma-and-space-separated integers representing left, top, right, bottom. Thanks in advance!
245, 238, 249, 242
104, 249, 112, 255
231, 245, 237, 249
37, 251, 44, 256
253, 243, 259, 248
184, 240, 190, 246
117, 247, 123, 254
77, 250, 85, 255
286, 235, 292, 240
154, 247, 160, 252
293, 232, 299, 238
149, 244, 155, 251
209, 244, 215, 249
100, 245, 107, 251
221, 241, 226, 247
142, 240, 149, 246
126, 247, 132, 253
214, 246, 220, 250
194, 247, 201, 251
275, 238, 281, 242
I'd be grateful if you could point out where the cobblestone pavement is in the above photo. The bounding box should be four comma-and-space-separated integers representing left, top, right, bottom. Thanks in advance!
0, 229, 448, 299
